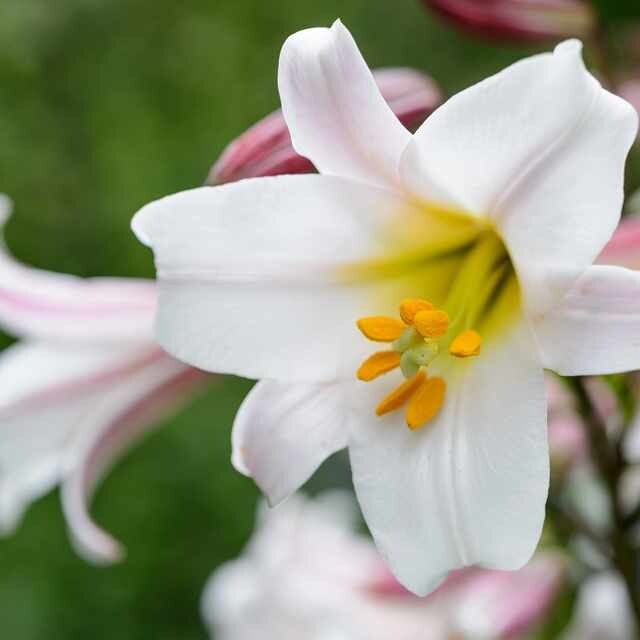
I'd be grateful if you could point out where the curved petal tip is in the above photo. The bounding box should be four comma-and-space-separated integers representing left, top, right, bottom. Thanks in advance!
61, 473, 126, 565
554, 38, 583, 55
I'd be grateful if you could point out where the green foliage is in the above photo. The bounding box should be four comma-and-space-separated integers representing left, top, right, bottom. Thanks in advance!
592, 0, 640, 21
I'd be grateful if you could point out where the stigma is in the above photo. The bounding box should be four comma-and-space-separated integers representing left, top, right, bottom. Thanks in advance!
356, 298, 482, 431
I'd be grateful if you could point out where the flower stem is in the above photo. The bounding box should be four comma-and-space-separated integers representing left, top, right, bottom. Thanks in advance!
568, 376, 640, 623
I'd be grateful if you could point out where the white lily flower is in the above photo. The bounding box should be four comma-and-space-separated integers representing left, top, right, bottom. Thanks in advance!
132, 20, 639, 594
202, 491, 566, 640
0, 195, 208, 562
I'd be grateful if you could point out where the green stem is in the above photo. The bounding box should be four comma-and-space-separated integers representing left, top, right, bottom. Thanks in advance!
567, 377, 640, 623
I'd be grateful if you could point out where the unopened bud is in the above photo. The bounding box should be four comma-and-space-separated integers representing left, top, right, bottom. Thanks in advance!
421, 0, 596, 43
208, 68, 441, 185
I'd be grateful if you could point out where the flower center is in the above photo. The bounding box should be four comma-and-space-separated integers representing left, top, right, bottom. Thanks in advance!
355, 231, 514, 431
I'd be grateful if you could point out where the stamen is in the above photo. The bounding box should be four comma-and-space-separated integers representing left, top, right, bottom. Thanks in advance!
357, 351, 401, 381
376, 371, 426, 416
392, 327, 420, 353
357, 316, 406, 342
406, 376, 446, 430
414, 309, 449, 338
450, 330, 482, 358
399, 298, 434, 325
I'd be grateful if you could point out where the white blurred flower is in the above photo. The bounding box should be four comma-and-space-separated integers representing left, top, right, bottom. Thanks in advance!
562, 572, 635, 640
202, 492, 566, 640
0, 195, 209, 562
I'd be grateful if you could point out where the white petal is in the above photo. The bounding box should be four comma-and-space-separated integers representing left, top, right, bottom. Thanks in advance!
132, 175, 410, 381
349, 320, 548, 595
0, 340, 164, 533
61, 358, 206, 564
232, 380, 348, 506
0, 195, 156, 342
564, 573, 635, 640
534, 265, 640, 375
401, 40, 638, 311
278, 20, 411, 189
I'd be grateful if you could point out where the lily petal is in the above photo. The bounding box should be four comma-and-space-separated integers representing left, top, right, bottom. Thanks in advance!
0, 340, 165, 533
208, 67, 440, 185
61, 360, 207, 564
0, 194, 156, 342
278, 20, 411, 190
132, 175, 411, 381
349, 320, 548, 595
401, 41, 638, 312
533, 265, 640, 375
232, 379, 348, 506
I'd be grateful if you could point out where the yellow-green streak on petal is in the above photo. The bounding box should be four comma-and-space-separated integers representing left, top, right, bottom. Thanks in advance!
339, 201, 488, 312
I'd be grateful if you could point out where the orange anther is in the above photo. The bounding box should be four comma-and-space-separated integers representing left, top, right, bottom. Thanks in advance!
357, 351, 401, 382
414, 309, 449, 339
376, 371, 426, 416
356, 316, 406, 342
449, 330, 482, 358
406, 376, 446, 430
399, 299, 434, 325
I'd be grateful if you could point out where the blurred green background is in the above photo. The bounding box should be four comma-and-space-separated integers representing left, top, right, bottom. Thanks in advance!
0, 1, 639, 638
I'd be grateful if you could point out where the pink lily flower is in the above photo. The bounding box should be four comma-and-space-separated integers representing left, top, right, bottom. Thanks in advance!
0, 195, 209, 563
208, 67, 442, 185
202, 491, 567, 640
421, 0, 595, 43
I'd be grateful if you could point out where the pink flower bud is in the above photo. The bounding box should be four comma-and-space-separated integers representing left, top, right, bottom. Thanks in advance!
598, 212, 640, 270
207, 68, 441, 185
421, 0, 596, 43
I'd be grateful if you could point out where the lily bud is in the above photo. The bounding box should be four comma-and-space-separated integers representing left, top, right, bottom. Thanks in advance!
207, 68, 441, 184
421, 0, 596, 43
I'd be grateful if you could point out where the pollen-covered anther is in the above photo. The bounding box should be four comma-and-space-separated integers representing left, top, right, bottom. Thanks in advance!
356, 316, 405, 342
399, 298, 434, 325
414, 309, 449, 339
376, 371, 426, 416
406, 376, 446, 430
449, 330, 482, 358
357, 351, 401, 381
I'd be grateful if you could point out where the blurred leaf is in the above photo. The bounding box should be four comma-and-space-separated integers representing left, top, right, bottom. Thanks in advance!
591, 0, 640, 21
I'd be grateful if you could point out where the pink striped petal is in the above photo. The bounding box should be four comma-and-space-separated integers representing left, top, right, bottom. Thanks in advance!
207, 68, 440, 185
0, 194, 156, 342
0, 341, 166, 532
60, 359, 209, 564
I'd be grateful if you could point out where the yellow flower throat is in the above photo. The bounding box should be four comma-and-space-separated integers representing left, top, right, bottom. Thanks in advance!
355, 230, 515, 432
